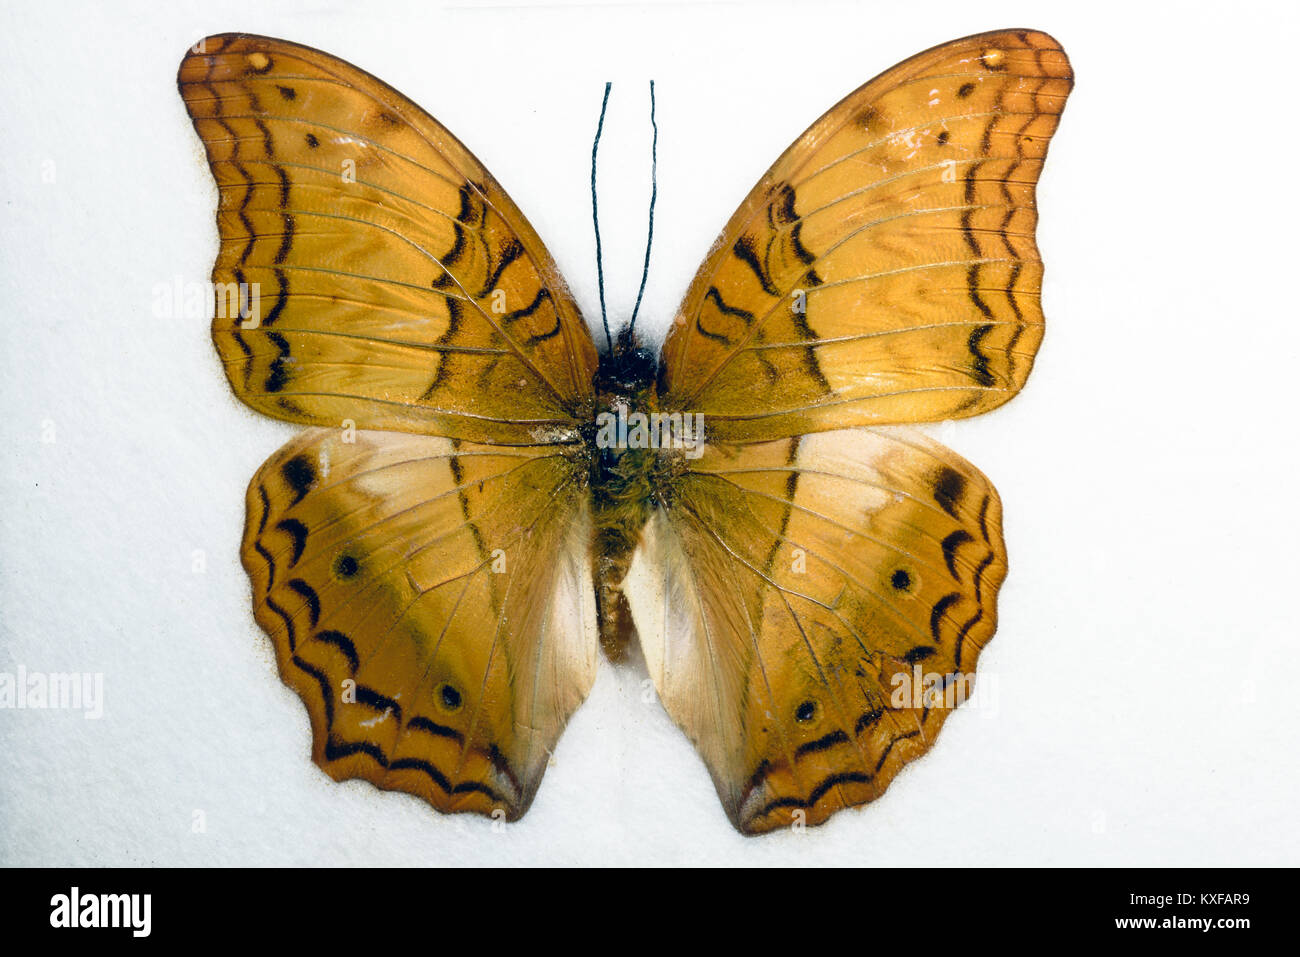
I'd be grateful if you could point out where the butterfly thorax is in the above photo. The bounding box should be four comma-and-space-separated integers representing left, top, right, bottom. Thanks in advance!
587, 331, 687, 661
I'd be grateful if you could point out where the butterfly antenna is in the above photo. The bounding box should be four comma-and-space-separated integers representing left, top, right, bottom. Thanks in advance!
628, 80, 657, 337
591, 81, 614, 355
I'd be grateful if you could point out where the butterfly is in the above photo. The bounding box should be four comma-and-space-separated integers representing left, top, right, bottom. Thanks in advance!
177, 28, 1072, 834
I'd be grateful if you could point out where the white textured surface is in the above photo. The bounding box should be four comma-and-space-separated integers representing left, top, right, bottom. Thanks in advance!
1, 0, 1297, 865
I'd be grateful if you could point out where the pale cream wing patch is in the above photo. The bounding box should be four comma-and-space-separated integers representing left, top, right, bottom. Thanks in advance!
626, 429, 1006, 833
243, 427, 597, 820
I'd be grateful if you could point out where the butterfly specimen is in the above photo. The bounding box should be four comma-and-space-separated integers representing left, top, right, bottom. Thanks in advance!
178, 28, 1072, 834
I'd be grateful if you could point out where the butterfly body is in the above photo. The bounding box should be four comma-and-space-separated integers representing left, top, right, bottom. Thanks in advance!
589, 331, 682, 661
179, 29, 1071, 833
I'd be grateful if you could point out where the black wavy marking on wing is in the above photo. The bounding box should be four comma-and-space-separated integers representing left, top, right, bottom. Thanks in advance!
731, 234, 779, 297
235, 69, 291, 327
903, 646, 936, 665
744, 716, 922, 822
761, 437, 802, 576
408, 715, 464, 744
252, 103, 291, 349
249, 472, 522, 812
746, 723, 927, 823
871, 729, 920, 773
286, 578, 320, 627
738, 183, 829, 392
931, 487, 999, 670
794, 729, 849, 758
293, 654, 336, 725
420, 255, 467, 402
193, 52, 254, 384
356, 685, 402, 721
959, 160, 997, 390
958, 67, 1047, 393
313, 629, 359, 672
854, 708, 883, 735
265, 594, 296, 650
196, 53, 296, 391
443, 224, 468, 269
954, 544, 997, 671
387, 756, 454, 793
263, 331, 292, 394
447, 441, 489, 564
770, 184, 822, 300
276, 518, 308, 565
421, 217, 559, 400
751, 772, 875, 817
772, 184, 816, 268
479, 237, 523, 299
966, 323, 996, 388
696, 287, 753, 345
999, 52, 1063, 380
501, 288, 560, 346
941, 530, 975, 580
930, 593, 962, 644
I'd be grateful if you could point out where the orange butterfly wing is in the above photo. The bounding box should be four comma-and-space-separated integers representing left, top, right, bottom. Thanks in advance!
627, 429, 1007, 832
178, 34, 596, 445
243, 428, 596, 820
658, 29, 1072, 441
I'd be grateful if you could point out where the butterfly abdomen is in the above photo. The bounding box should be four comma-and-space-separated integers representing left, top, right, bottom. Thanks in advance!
592, 500, 650, 663
589, 407, 658, 663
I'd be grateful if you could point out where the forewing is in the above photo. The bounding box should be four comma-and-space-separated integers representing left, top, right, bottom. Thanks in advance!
178, 34, 597, 444
658, 29, 1072, 441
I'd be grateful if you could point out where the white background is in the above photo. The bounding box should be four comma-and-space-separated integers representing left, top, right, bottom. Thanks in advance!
1, 0, 1296, 866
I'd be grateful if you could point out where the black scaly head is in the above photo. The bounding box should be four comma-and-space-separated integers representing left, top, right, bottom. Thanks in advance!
595, 325, 656, 396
